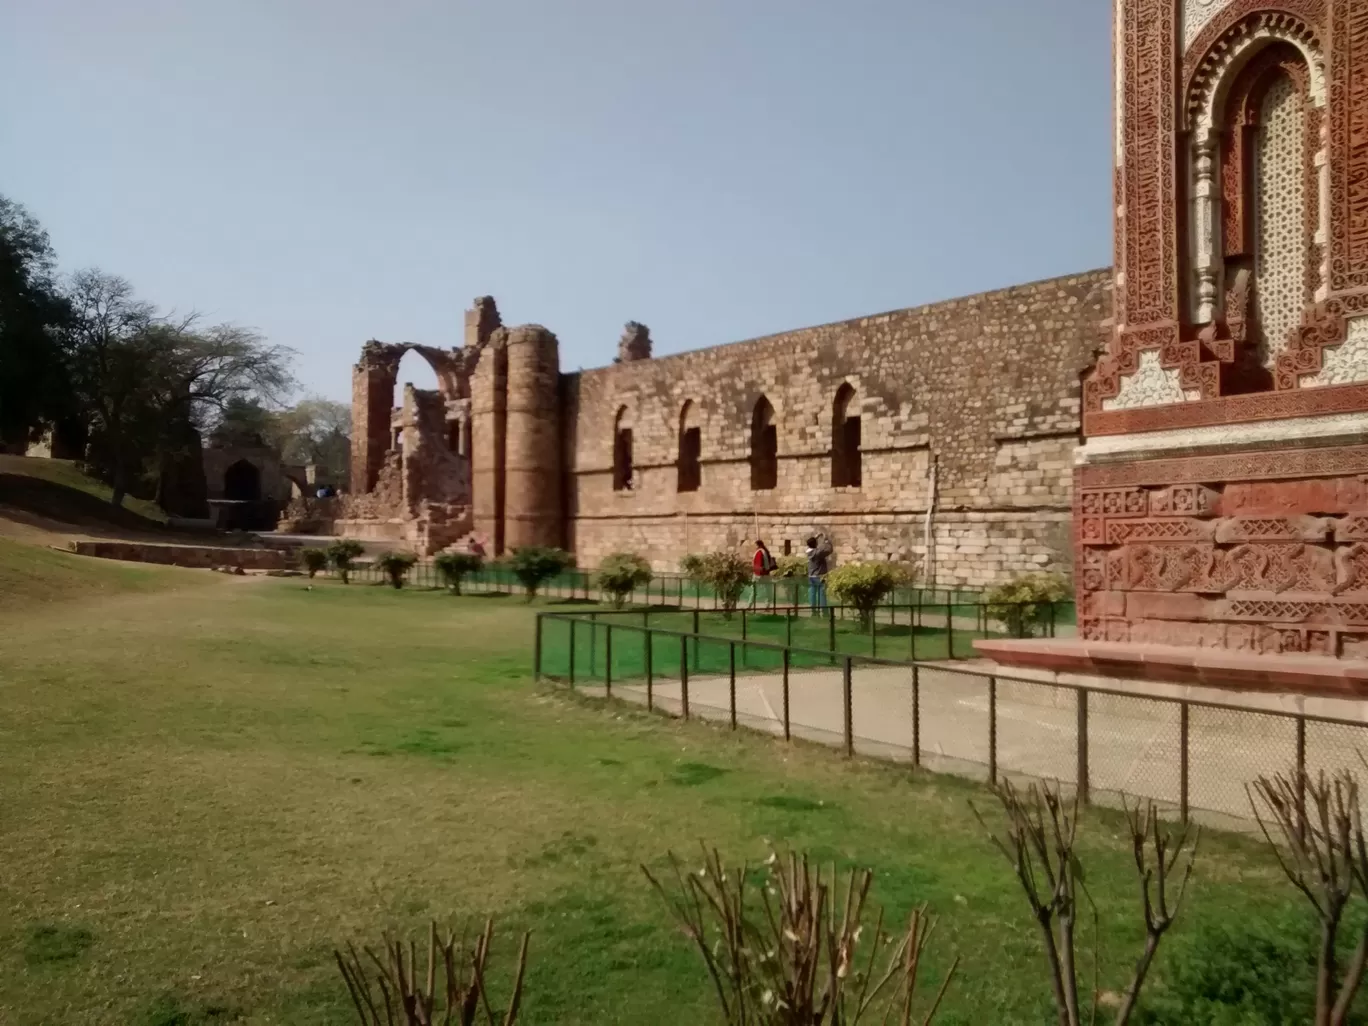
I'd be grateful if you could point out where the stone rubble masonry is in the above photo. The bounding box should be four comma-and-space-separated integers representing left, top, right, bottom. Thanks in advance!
562, 270, 1112, 586
70, 541, 291, 571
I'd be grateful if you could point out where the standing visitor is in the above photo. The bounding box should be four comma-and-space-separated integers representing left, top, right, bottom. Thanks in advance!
806, 534, 833, 615
747, 539, 775, 608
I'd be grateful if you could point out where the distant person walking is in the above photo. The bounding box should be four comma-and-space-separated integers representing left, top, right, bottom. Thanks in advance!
806, 534, 833, 615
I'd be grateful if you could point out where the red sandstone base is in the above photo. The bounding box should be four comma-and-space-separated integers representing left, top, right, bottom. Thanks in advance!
69, 541, 291, 571
975, 638, 1368, 700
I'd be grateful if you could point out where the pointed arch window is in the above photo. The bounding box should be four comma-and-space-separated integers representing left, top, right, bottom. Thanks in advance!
612, 406, 633, 491
677, 401, 701, 493
750, 397, 777, 491
831, 383, 862, 488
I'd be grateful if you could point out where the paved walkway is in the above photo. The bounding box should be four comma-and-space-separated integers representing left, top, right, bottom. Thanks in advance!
578, 663, 1368, 824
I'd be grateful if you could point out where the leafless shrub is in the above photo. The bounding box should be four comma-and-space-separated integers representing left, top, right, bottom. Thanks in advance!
1250, 767, 1368, 1026
335, 919, 529, 1026
970, 780, 1196, 1025
642, 846, 957, 1025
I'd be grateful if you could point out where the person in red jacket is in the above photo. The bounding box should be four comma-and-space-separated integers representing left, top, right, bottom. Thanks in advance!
748, 539, 775, 608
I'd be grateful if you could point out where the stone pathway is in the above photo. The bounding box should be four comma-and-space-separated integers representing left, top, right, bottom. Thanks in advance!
578, 663, 1368, 825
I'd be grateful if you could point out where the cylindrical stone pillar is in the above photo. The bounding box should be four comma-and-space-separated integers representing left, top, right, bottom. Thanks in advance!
468, 339, 506, 553
502, 325, 563, 550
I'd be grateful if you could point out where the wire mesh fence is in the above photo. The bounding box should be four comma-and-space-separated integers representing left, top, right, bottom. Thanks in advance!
535, 611, 1368, 826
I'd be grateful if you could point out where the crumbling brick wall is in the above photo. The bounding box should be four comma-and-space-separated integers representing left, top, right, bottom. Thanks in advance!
562, 270, 1111, 587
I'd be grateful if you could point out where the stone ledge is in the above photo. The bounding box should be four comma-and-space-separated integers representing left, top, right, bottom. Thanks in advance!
975, 638, 1368, 699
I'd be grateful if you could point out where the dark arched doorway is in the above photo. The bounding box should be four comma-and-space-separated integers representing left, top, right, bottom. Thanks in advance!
223, 459, 262, 502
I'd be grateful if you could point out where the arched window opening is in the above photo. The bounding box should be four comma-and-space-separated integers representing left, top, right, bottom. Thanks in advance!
750, 397, 777, 491
831, 383, 862, 488
223, 459, 262, 502
1188, 37, 1318, 383
677, 401, 701, 493
612, 407, 634, 492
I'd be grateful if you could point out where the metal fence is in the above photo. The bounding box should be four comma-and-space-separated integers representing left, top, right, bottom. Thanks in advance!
555, 601, 1073, 662
337, 562, 993, 609
533, 611, 1368, 826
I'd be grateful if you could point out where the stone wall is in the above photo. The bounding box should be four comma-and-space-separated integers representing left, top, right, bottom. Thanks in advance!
70, 541, 292, 570
562, 270, 1111, 586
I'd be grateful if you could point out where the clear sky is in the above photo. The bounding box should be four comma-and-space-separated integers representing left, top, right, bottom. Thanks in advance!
3, 0, 1112, 403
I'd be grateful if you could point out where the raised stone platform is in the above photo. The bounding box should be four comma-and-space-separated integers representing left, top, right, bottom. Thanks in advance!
69, 541, 292, 571
976, 638, 1368, 699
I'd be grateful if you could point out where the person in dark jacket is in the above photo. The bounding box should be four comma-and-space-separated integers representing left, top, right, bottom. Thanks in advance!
806, 534, 832, 614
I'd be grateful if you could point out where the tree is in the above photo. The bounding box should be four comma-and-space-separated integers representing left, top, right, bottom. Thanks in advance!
209, 397, 275, 449
595, 552, 653, 608
0, 196, 74, 447
269, 398, 351, 488
64, 268, 295, 507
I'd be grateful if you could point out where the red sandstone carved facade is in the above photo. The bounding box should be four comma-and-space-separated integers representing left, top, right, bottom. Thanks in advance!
1068, 0, 1368, 663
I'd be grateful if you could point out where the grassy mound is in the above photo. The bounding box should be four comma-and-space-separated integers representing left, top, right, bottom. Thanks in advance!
0, 536, 175, 614
0, 454, 167, 529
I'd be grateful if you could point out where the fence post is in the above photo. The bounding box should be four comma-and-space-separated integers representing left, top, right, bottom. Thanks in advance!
946, 602, 954, 659
911, 664, 920, 768
828, 607, 837, 665
988, 676, 998, 785
692, 609, 701, 672
1076, 689, 1090, 806
1296, 715, 1308, 841
782, 648, 791, 742
729, 642, 737, 730
589, 612, 598, 678
568, 620, 576, 687
1179, 702, 1190, 824
870, 611, 877, 660
605, 626, 613, 697
785, 607, 793, 648
680, 640, 690, 721
645, 630, 654, 712
843, 657, 854, 757
911, 605, 918, 661
534, 615, 543, 682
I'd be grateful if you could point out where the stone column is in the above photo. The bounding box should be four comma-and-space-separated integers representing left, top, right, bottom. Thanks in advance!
503, 325, 564, 550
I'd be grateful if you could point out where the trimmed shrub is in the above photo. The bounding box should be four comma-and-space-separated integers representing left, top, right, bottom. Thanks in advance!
678, 553, 705, 579
434, 551, 483, 595
326, 539, 366, 584
595, 552, 653, 609
984, 571, 1070, 637
825, 561, 910, 626
505, 546, 574, 602
300, 547, 328, 578
375, 551, 417, 589
693, 551, 752, 618
773, 554, 808, 579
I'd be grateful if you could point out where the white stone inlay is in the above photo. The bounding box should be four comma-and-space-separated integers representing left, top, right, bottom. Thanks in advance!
1305, 317, 1368, 387
1079, 410, 1368, 463
1184, 0, 1236, 49
1102, 350, 1200, 412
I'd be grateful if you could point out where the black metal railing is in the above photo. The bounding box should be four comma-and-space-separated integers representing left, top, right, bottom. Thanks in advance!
532, 611, 1368, 826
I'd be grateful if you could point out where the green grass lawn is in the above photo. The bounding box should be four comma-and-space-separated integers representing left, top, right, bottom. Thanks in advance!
0, 454, 168, 524
0, 542, 1314, 1025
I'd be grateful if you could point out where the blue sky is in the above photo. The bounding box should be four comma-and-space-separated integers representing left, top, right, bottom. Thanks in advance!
2, 0, 1112, 402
